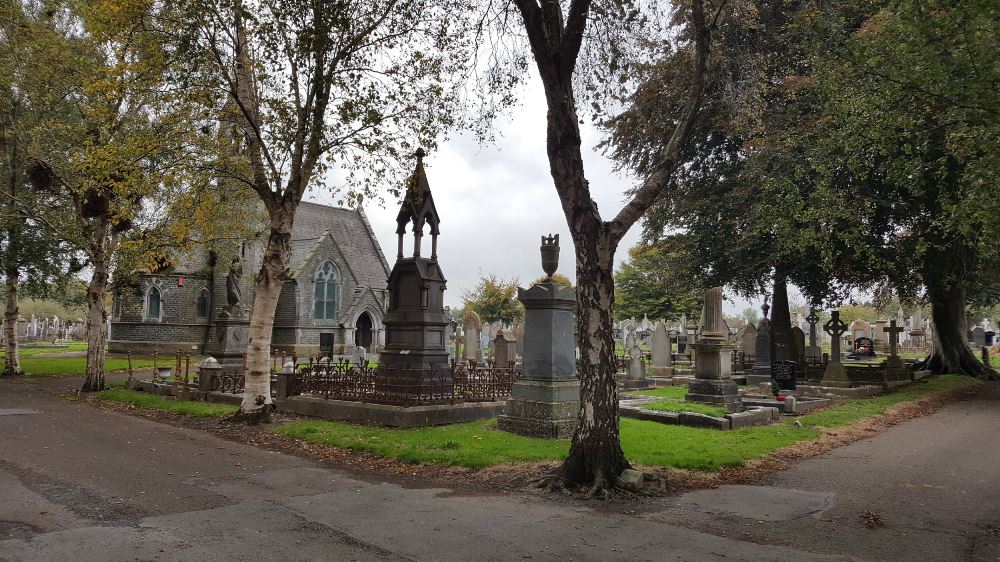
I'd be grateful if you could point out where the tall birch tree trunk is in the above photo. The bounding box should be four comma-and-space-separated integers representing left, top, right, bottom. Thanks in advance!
233, 209, 294, 422
3, 253, 22, 377
80, 233, 109, 392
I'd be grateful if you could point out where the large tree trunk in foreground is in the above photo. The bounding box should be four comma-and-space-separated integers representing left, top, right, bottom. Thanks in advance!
558, 230, 629, 494
515, 0, 713, 494
918, 278, 996, 379
229, 210, 294, 423
80, 249, 109, 392
3, 257, 23, 377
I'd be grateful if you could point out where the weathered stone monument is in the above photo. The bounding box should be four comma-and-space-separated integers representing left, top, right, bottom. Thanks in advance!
649, 320, 673, 381
972, 326, 986, 348
204, 250, 250, 368
498, 235, 579, 438
882, 320, 909, 386
821, 310, 851, 387
463, 311, 481, 364
686, 287, 742, 413
748, 317, 772, 384
791, 326, 806, 366
805, 309, 821, 360
377, 149, 451, 389
769, 275, 794, 363
493, 330, 518, 368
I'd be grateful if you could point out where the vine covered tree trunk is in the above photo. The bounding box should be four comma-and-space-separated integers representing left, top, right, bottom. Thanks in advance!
230, 209, 294, 423
3, 255, 22, 377
560, 230, 630, 493
920, 278, 996, 378
80, 249, 109, 392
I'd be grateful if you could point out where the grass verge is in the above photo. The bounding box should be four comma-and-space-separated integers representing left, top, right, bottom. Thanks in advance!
276, 375, 976, 471
20, 357, 157, 376
643, 400, 727, 417
95, 389, 237, 417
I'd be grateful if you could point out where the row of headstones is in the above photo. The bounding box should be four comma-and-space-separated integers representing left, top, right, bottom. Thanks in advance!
0, 315, 87, 341
454, 314, 523, 366
968, 325, 997, 348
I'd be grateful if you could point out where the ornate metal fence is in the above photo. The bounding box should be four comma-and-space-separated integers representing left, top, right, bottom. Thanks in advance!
288, 358, 518, 406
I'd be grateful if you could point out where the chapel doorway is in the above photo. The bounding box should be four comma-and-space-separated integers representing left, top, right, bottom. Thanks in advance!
355, 312, 373, 349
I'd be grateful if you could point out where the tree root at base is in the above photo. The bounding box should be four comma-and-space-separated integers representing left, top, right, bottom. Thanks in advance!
528, 467, 625, 499
223, 405, 272, 425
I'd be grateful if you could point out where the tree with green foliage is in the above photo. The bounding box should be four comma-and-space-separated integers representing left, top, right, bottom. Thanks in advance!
614, 238, 703, 321
173, 0, 479, 422
799, 0, 1000, 377
12, 0, 210, 391
462, 274, 523, 325
0, 1, 86, 376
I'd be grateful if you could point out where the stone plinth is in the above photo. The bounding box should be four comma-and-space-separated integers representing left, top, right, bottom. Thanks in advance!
497, 379, 580, 438
882, 356, 910, 386
819, 362, 852, 388
686, 288, 742, 414
203, 317, 250, 368
498, 277, 579, 438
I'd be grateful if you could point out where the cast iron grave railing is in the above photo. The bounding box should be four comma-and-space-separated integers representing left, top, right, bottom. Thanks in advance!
287, 358, 519, 406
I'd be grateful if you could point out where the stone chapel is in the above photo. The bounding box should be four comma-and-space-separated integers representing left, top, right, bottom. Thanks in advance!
109, 202, 391, 357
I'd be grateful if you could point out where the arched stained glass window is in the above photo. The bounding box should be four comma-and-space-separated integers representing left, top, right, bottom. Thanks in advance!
314, 262, 339, 320
145, 286, 161, 320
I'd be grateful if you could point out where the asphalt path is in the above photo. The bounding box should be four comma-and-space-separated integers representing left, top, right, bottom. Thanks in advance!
1, 376, 997, 561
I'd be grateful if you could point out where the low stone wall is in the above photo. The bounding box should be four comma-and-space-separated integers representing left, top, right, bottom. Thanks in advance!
278, 395, 505, 427
619, 402, 780, 431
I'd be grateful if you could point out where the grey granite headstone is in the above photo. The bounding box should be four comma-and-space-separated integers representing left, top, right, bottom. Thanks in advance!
649, 320, 673, 379
498, 237, 580, 439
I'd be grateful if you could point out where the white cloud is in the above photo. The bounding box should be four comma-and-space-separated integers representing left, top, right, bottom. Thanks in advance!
307, 73, 764, 316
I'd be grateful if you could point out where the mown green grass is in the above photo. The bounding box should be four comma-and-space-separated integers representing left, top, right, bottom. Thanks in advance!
19, 357, 157, 376
794, 375, 974, 427
279, 418, 570, 468
633, 386, 687, 399
276, 374, 976, 471
644, 399, 727, 417
95, 389, 238, 417
0, 342, 90, 357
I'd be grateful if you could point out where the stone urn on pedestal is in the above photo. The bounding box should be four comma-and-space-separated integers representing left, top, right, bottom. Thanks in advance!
497, 235, 579, 438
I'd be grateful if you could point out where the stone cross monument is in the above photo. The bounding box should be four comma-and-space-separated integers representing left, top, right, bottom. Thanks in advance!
805, 308, 821, 360
882, 320, 909, 385
821, 310, 850, 387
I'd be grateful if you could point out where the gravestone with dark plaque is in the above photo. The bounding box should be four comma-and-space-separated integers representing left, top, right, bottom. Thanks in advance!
770, 360, 797, 391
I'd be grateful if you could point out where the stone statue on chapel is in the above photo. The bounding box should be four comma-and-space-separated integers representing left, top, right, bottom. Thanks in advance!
226, 256, 242, 308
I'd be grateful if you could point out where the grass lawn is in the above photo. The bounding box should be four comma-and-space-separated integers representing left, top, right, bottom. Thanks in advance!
644, 400, 726, 417
633, 386, 687, 399
0, 341, 89, 357
275, 375, 975, 471
19, 357, 158, 376
95, 389, 238, 417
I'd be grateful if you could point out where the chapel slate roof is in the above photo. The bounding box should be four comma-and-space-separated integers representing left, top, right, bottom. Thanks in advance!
289, 202, 391, 289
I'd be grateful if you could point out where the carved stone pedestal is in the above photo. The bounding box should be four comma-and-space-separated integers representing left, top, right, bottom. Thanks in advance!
204, 317, 250, 369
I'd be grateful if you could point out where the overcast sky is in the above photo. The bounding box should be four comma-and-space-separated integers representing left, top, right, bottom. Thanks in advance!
306, 75, 765, 317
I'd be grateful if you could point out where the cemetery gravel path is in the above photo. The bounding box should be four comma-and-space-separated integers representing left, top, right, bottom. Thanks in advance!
0, 377, 997, 562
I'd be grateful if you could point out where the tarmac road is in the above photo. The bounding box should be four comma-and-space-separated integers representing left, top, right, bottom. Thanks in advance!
1, 375, 998, 561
